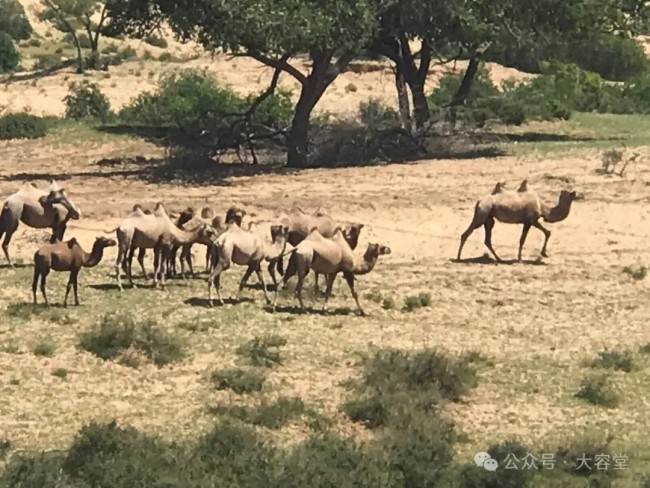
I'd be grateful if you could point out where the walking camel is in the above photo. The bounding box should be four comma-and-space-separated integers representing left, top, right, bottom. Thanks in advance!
457, 181, 580, 262
32, 236, 116, 306
0, 181, 81, 267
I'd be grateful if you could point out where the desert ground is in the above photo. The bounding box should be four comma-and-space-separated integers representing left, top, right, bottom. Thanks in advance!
1, 5, 650, 486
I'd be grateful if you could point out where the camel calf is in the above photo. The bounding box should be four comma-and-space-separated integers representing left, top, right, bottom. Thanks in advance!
33, 236, 116, 306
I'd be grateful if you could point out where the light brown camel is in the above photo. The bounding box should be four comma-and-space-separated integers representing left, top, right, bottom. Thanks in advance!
176, 206, 246, 276
0, 181, 81, 267
32, 236, 116, 306
206, 221, 289, 307
275, 206, 340, 291
456, 183, 580, 262
279, 228, 391, 315
112, 203, 207, 290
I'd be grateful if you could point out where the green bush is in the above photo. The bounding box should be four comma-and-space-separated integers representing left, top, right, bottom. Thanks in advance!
0, 113, 47, 140
0, 31, 19, 73
236, 334, 287, 367
209, 396, 306, 429
574, 374, 619, 408
157, 51, 172, 62
118, 45, 137, 60
458, 440, 534, 488
359, 98, 400, 128
403, 292, 432, 312
33, 53, 61, 71
212, 367, 266, 393
144, 34, 167, 48
63, 80, 111, 121
33, 340, 55, 357
589, 349, 634, 372
0, 0, 32, 41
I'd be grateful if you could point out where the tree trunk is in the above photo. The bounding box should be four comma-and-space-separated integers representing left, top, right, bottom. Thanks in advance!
394, 66, 412, 132
73, 34, 84, 74
410, 81, 429, 129
451, 43, 492, 107
286, 83, 322, 168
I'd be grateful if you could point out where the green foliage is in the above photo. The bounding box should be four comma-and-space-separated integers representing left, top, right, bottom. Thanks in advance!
574, 374, 619, 408
0, 0, 32, 40
623, 264, 647, 280
458, 440, 534, 488
52, 368, 68, 379
119, 45, 137, 59
402, 292, 432, 312
33, 53, 62, 71
589, 349, 634, 372
236, 334, 287, 367
554, 433, 616, 482
0, 113, 47, 140
64, 81, 112, 121
343, 348, 478, 428
0, 31, 19, 73
144, 34, 167, 48
209, 396, 306, 429
212, 367, 266, 393
79, 312, 185, 367
157, 51, 172, 62
33, 340, 55, 357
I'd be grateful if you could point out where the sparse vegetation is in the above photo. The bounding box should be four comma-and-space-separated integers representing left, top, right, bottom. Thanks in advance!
623, 264, 647, 281
211, 368, 266, 394
52, 368, 68, 379
33, 340, 55, 357
209, 396, 306, 429
144, 34, 168, 48
589, 349, 634, 372
402, 292, 431, 312
235, 334, 287, 367
574, 374, 619, 408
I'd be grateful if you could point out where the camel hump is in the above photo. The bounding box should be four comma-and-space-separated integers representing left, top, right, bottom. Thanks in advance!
517, 180, 528, 192
200, 207, 213, 219
66, 237, 78, 248
491, 182, 506, 195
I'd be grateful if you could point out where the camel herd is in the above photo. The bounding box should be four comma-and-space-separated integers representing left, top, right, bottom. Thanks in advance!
0, 179, 580, 315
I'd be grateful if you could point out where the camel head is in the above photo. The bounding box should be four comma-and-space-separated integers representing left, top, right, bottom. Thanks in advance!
363, 243, 392, 261
560, 189, 581, 203
39, 188, 81, 220
270, 224, 290, 243
177, 207, 195, 226
200, 207, 214, 219
343, 223, 364, 249
95, 236, 117, 248
225, 207, 246, 226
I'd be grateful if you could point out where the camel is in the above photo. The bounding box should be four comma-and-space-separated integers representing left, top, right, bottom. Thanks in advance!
0, 181, 81, 267
175, 206, 246, 277
275, 206, 340, 291
206, 221, 289, 307
112, 203, 208, 290
279, 227, 391, 315
32, 236, 116, 306
456, 182, 580, 262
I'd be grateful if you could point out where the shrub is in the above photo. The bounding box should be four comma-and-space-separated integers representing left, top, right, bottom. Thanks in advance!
33, 52, 61, 71
79, 313, 184, 367
381, 296, 395, 310
64, 81, 111, 121
157, 51, 172, 62
0, 31, 19, 73
358, 98, 400, 128
144, 34, 167, 48
26, 38, 40, 47
236, 334, 287, 367
64, 32, 91, 49
574, 374, 619, 408
0, 0, 33, 41
118, 45, 137, 60
33, 340, 55, 357
639, 343, 650, 354
0, 112, 47, 140
343, 348, 477, 428
52, 368, 68, 378
622, 264, 647, 281
554, 433, 616, 482
589, 349, 634, 372
209, 396, 306, 429
403, 292, 431, 312
211, 367, 265, 393
458, 440, 534, 488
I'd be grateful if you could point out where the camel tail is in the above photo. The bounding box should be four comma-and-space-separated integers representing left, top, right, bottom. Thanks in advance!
103, 226, 118, 234
278, 243, 297, 258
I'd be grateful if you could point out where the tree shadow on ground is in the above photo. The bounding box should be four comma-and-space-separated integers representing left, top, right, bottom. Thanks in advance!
271, 304, 355, 316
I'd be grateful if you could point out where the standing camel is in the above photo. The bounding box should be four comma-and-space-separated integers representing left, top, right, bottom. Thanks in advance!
0, 181, 81, 267
456, 181, 580, 262
32, 236, 116, 306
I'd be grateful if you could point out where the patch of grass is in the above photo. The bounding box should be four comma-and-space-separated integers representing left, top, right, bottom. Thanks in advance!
344, 83, 358, 93
52, 368, 68, 379
236, 334, 287, 368
157, 52, 172, 62
589, 349, 634, 372
209, 396, 306, 429
574, 374, 619, 408
639, 343, 650, 354
1, 341, 20, 354
0, 438, 11, 460
622, 264, 647, 281
33, 340, 55, 357
343, 348, 478, 428
144, 35, 168, 48
553, 432, 616, 482
363, 290, 383, 303
461, 350, 494, 367
9, 378, 19, 386
79, 313, 185, 368
211, 368, 265, 394
402, 292, 431, 312
47, 310, 77, 325
381, 297, 395, 310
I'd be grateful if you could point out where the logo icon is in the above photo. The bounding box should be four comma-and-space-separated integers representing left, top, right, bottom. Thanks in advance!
474, 451, 499, 471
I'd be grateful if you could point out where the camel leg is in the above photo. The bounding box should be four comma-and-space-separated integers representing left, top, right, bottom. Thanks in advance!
115, 250, 125, 292
531, 221, 552, 257
254, 265, 271, 305
295, 267, 308, 311
64, 272, 73, 307
343, 270, 365, 316
1, 221, 18, 268
208, 261, 226, 306
32, 267, 40, 304
314, 272, 321, 294
72, 269, 80, 305
40, 271, 49, 306
267, 261, 279, 309
483, 217, 501, 262
281, 253, 301, 289
457, 220, 482, 261
137, 247, 147, 278
518, 222, 532, 261
321, 273, 337, 313
205, 246, 211, 273
236, 265, 255, 301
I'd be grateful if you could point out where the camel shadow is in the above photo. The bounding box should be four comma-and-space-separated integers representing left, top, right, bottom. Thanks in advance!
271, 305, 355, 316
452, 255, 548, 266
184, 296, 255, 308
0, 263, 31, 269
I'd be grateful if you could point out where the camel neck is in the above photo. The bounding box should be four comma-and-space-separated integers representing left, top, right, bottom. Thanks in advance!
542, 197, 573, 223
353, 256, 378, 275
83, 244, 105, 268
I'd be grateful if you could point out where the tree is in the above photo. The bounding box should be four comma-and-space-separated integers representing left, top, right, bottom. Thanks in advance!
372, 0, 643, 129
0, 31, 20, 73
0, 0, 33, 40
38, 0, 110, 72
105, 0, 377, 167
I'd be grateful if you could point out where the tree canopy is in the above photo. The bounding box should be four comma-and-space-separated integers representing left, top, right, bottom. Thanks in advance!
0, 0, 33, 40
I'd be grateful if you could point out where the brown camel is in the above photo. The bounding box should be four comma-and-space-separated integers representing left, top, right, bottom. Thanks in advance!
275, 206, 341, 291
112, 203, 207, 290
206, 221, 288, 307
0, 181, 81, 267
280, 228, 391, 315
457, 182, 580, 262
32, 236, 116, 306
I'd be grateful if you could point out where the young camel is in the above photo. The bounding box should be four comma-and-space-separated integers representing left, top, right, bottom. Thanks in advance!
280, 228, 391, 315
456, 182, 580, 262
32, 236, 116, 306
0, 181, 81, 267
113, 203, 207, 290
206, 222, 289, 307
